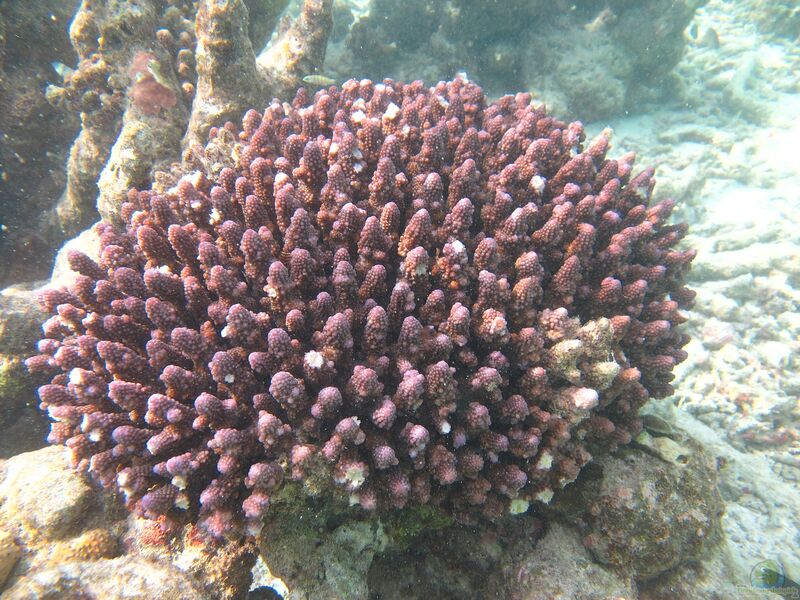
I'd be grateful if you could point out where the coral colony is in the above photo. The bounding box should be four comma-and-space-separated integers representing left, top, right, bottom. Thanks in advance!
27, 76, 695, 538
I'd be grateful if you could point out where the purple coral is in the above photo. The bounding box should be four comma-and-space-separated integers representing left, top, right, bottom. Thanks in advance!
27, 76, 694, 536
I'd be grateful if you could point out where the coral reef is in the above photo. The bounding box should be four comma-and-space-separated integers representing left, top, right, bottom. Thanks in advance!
3, 0, 799, 595
57, 0, 332, 232
27, 74, 694, 539
332, 0, 706, 121
367, 434, 730, 600
0, 0, 706, 291
749, 0, 800, 41
587, 0, 800, 586
369, 519, 632, 600
0, 440, 735, 600
0, 0, 81, 287
0, 0, 334, 291
63, 0, 194, 227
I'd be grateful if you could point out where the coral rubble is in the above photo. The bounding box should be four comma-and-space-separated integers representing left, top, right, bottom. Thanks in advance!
27, 75, 694, 538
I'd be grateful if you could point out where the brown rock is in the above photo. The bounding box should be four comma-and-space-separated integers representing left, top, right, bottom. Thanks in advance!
551, 439, 724, 581
0, 446, 93, 540
1, 555, 209, 599
0, 528, 21, 589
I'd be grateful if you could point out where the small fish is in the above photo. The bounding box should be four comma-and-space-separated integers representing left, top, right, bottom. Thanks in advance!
51, 61, 75, 80
701, 28, 720, 50
640, 414, 676, 437
146, 59, 172, 88
584, 7, 617, 32
302, 74, 336, 87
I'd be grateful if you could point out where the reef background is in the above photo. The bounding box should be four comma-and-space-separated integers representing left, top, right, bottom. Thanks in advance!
0, 0, 798, 598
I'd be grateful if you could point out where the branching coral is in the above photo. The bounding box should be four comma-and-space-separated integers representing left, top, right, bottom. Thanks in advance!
27, 75, 694, 538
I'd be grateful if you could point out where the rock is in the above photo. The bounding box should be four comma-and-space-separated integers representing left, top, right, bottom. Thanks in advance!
0, 286, 49, 457
755, 340, 792, 370
0, 528, 21, 589
0, 445, 252, 598
322, 522, 388, 600
184, 0, 265, 148
127, 518, 257, 600
0, 447, 251, 599
0, 448, 132, 590
367, 514, 544, 600
96, 114, 184, 224
0, 287, 44, 358
635, 430, 693, 466
692, 241, 800, 281
647, 403, 800, 595
50, 225, 102, 287
259, 507, 388, 600
367, 513, 635, 600
510, 522, 635, 600
551, 441, 723, 581
699, 317, 737, 350
0, 446, 93, 540
640, 542, 784, 600
1, 555, 209, 599
0, 356, 48, 459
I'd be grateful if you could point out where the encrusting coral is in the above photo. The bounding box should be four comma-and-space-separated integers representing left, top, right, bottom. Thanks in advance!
26, 74, 695, 539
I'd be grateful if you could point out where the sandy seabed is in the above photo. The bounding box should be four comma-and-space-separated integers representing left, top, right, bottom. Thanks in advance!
587, 0, 800, 583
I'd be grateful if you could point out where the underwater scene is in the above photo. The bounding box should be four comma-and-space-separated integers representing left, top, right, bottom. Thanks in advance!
0, 0, 798, 598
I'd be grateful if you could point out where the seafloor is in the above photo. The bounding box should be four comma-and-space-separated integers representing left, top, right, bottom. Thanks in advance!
0, 0, 798, 598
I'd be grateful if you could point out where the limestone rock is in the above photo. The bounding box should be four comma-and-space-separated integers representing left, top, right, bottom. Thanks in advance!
260, 511, 387, 600
552, 441, 723, 580
0, 286, 49, 457
1, 555, 208, 599
0, 447, 93, 540
510, 522, 635, 600
0, 528, 21, 590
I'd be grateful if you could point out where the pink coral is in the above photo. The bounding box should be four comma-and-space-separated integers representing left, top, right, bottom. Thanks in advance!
27, 76, 693, 537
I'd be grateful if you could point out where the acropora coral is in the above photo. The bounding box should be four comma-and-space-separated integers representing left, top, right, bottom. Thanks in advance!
27, 75, 695, 538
